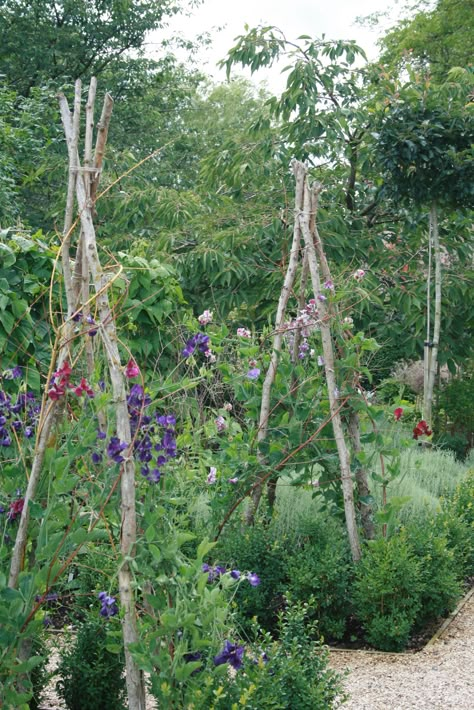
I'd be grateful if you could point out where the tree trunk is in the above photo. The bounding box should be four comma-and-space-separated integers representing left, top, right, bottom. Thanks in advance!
425, 202, 441, 425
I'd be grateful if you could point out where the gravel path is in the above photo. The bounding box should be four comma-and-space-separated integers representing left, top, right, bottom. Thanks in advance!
329, 590, 474, 710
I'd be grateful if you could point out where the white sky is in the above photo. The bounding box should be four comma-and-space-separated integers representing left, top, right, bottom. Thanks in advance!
149, 0, 406, 91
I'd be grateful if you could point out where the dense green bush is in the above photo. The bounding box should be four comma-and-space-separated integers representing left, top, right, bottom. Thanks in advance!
216, 522, 288, 634
438, 469, 474, 576
191, 601, 346, 710
435, 368, 474, 461
405, 520, 462, 626
284, 516, 352, 640
352, 533, 423, 651
56, 618, 126, 710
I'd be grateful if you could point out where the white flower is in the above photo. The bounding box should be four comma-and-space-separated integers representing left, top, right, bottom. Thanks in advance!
353, 269, 366, 281
207, 467, 217, 484
236, 327, 251, 338
198, 309, 213, 325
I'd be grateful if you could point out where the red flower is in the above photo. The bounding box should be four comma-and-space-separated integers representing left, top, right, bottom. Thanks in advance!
48, 360, 73, 400
394, 407, 403, 421
124, 358, 140, 379
73, 378, 95, 398
413, 420, 432, 440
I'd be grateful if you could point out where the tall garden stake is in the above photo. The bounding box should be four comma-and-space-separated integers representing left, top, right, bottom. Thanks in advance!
245, 160, 305, 524
296, 161, 361, 561
311, 181, 374, 540
59, 83, 146, 710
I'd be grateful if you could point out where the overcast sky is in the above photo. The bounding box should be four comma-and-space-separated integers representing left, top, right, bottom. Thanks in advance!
149, 0, 405, 90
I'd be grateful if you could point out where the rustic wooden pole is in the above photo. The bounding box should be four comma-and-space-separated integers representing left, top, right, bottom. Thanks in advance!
59, 90, 146, 710
297, 161, 361, 561
245, 159, 305, 524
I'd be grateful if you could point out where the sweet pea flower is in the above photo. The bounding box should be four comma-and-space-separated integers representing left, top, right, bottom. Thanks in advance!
394, 407, 403, 421
215, 416, 227, 433
236, 327, 251, 338
228, 477, 239, 484
246, 368, 260, 380
124, 358, 140, 379
207, 467, 217, 484
413, 420, 432, 440
247, 573, 261, 587
353, 268, 366, 281
198, 309, 213, 326
323, 279, 335, 290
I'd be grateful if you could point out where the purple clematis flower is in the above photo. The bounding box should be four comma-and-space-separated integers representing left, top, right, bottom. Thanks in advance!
98, 591, 118, 618
213, 641, 245, 670
246, 368, 260, 380
247, 572, 261, 587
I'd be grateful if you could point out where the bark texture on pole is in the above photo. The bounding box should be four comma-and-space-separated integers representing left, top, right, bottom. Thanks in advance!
296, 161, 361, 562
310, 191, 374, 540
245, 161, 305, 524
59, 90, 146, 710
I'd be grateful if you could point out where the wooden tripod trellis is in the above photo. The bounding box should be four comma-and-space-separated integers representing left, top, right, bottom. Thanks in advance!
8, 78, 146, 710
249, 160, 367, 562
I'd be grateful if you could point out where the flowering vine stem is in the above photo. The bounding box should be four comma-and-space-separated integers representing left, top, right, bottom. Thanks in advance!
215, 396, 350, 541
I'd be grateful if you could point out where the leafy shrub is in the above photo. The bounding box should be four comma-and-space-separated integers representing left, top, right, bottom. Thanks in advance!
353, 533, 422, 651
190, 600, 346, 710
405, 519, 462, 625
435, 432, 470, 462
435, 368, 474, 460
284, 516, 352, 640
216, 522, 288, 634
56, 618, 126, 710
437, 469, 474, 576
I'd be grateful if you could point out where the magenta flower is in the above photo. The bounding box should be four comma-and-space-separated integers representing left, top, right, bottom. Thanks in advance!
323, 280, 334, 290
73, 377, 94, 397
124, 358, 140, 379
